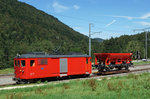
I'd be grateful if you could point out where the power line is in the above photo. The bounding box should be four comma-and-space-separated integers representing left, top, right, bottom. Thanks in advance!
68, 23, 144, 33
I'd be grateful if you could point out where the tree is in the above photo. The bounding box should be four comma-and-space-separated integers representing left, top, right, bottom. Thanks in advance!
125, 41, 144, 58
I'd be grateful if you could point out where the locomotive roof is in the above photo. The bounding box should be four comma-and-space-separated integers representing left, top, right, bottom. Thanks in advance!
15, 52, 90, 58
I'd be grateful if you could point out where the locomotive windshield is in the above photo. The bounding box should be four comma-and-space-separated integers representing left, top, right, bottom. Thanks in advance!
21, 60, 25, 67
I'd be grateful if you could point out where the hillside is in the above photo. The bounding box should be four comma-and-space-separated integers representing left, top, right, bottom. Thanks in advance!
0, 0, 149, 69
0, 0, 102, 68
93, 38, 104, 42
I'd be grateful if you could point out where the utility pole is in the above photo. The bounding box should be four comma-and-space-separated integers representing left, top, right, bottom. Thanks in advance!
146, 31, 148, 62
133, 27, 150, 64
89, 23, 101, 56
89, 23, 94, 57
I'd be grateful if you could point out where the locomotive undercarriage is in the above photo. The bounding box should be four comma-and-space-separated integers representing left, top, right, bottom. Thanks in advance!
13, 78, 36, 84
13, 74, 90, 84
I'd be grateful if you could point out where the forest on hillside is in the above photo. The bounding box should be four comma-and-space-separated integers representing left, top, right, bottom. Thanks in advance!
99, 32, 150, 59
0, 0, 101, 69
0, 0, 150, 69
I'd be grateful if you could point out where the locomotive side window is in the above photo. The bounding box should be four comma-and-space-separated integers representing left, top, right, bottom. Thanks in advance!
86, 59, 88, 64
38, 59, 48, 65
15, 60, 17, 66
30, 60, 35, 67
18, 60, 20, 67
21, 60, 25, 67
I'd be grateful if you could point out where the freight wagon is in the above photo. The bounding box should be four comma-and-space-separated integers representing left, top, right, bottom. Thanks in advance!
13, 52, 91, 83
94, 53, 133, 72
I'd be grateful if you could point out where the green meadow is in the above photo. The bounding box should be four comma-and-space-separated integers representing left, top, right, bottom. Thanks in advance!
0, 73, 150, 99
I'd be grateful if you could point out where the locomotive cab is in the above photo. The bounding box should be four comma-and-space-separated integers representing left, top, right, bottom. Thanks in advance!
14, 58, 27, 82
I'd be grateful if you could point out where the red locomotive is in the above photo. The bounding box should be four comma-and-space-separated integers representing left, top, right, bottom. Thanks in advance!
13, 52, 91, 83
13, 52, 133, 83
94, 53, 133, 72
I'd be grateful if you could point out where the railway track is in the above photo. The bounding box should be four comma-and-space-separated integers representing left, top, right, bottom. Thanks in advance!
0, 83, 17, 87
0, 66, 150, 89
94, 67, 150, 75
0, 74, 14, 77
0, 64, 148, 77
93, 68, 150, 76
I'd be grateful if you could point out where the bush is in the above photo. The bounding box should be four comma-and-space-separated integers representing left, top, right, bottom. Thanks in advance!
88, 79, 97, 91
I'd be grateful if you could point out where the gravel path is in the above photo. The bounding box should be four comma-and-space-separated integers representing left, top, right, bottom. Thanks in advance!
0, 75, 15, 85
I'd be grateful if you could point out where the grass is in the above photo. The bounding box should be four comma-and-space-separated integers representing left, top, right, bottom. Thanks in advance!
0, 73, 150, 99
0, 68, 14, 74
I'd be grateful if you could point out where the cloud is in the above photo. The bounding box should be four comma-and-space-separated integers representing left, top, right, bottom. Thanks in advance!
52, 1, 69, 12
73, 5, 80, 10
114, 16, 133, 20
110, 33, 121, 37
105, 12, 150, 20
72, 26, 81, 30
105, 20, 116, 27
106, 15, 133, 20
52, 1, 80, 12
140, 13, 150, 19
137, 21, 150, 26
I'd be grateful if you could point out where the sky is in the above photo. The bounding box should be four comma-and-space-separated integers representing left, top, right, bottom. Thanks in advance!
18, 0, 150, 39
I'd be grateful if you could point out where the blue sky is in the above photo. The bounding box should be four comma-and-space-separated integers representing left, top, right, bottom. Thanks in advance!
18, 0, 150, 39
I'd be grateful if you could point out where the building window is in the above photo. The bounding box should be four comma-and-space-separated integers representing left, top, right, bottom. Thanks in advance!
21, 60, 25, 67
30, 60, 35, 67
38, 59, 48, 65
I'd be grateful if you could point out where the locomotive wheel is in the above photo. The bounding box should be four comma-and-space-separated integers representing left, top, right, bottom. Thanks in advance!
105, 67, 111, 72
16, 81, 21, 84
98, 69, 104, 72
125, 66, 129, 70
84, 74, 90, 77
117, 67, 122, 70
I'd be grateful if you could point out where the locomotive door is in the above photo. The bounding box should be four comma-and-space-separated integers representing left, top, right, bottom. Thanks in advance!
14, 59, 21, 78
60, 58, 68, 73
85, 58, 89, 72
29, 59, 36, 78
85, 57, 91, 74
